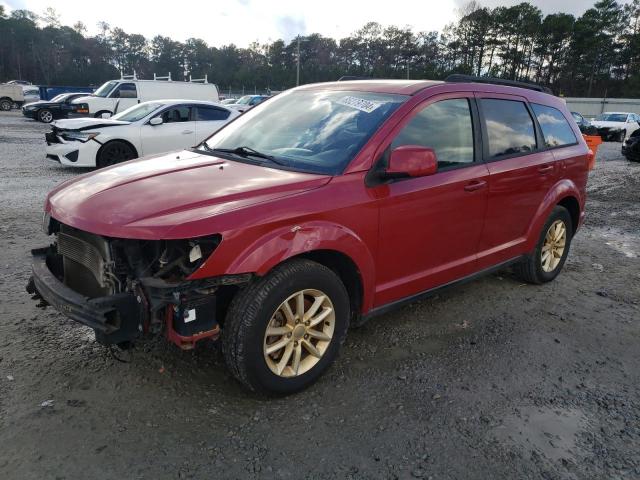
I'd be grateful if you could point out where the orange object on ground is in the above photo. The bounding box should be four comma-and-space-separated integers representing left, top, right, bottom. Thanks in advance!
583, 134, 602, 170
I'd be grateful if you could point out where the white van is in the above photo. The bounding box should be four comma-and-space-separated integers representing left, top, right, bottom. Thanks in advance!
71, 76, 219, 117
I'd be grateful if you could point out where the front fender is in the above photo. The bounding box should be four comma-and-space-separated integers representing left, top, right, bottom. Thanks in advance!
192, 221, 377, 312
524, 179, 583, 251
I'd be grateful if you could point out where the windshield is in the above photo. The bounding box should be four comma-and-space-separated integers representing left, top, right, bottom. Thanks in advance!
112, 102, 164, 122
201, 90, 407, 175
236, 95, 258, 105
50, 94, 67, 103
595, 113, 629, 122
94, 81, 118, 98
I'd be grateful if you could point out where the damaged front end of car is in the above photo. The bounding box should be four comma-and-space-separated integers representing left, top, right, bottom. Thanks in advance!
26, 217, 251, 350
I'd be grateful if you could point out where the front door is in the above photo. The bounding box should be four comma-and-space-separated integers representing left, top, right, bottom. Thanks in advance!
140, 106, 197, 155
374, 94, 489, 307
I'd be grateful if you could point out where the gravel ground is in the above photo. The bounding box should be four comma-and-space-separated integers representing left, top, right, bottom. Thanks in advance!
0, 111, 639, 480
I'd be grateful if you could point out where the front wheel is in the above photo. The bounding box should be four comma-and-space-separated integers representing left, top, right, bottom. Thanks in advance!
514, 206, 573, 284
0, 99, 12, 111
38, 109, 54, 123
96, 140, 137, 168
222, 259, 350, 395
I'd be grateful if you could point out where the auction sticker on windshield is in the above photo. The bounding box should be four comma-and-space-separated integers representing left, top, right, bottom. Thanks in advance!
337, 96, 383, 113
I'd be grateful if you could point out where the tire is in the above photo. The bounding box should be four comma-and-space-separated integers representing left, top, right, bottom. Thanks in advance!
0, 99, 12, 111
514, 206, 573, 284
38, 109, 54, 123
94, 110, 111, 118
96, 140, 137, 168
222, 259, 350, 395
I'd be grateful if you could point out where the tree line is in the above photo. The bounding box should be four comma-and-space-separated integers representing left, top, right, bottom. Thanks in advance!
1, 0, 640, 97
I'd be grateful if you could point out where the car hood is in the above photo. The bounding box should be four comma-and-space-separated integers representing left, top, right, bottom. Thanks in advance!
591, 121, 625, 128
46, 150, 331, 239
24, 100, 54, 108
52, 117, 130, 131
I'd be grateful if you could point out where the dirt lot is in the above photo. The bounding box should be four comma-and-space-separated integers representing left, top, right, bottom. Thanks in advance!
0, 110, 639, 480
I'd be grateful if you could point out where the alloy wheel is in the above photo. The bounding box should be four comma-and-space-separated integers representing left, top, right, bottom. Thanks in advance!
39, 110, 53, 123
263, 289, 335, 378
541, 219, 567, 272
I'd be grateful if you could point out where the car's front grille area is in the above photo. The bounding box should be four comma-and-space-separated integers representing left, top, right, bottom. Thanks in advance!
56, 227, 117, 298
57, 232, 106, 287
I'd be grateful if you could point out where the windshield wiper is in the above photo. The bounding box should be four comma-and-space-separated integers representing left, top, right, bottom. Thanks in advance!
210, 146, 286, 165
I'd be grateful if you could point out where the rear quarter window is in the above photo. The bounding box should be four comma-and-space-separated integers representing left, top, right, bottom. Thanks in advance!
532, 104, 577, 148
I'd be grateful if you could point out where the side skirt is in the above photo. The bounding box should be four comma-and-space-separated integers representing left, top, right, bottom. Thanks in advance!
359, 256, 524, 323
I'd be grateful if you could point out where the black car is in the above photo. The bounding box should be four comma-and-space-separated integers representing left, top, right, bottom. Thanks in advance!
571, 112, 598, 135
22, 93, 87, 123
621, 129, 640, 162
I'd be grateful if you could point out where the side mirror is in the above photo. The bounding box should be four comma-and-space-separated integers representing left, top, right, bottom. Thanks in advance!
386, 145, 437, 178
149, 117, 163, 126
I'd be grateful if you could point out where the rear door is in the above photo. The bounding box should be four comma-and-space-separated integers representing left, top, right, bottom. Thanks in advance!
139, 105, 196, 155
194, 106, 233, 143
373, 93, 489, 306
474, 94, 557, 269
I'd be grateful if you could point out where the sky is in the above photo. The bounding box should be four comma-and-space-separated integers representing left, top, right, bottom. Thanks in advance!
0, 0, 624, 47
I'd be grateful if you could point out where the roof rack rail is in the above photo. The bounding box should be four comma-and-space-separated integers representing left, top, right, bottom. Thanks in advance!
189, 74, 208, 84
153, 72, 172, 81
120, 70, 138, 80
445, 74, 553, 94
338, 76, 372, 81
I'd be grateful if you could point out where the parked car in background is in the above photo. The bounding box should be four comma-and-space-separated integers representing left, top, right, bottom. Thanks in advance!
22, 93, 90, 123
590, 112, 640, 141
44, 99, 238, 168
71, 77, 220, 118
621, 129, 640, 162
22, 86, 41, 105
228, 94, 270, 112
221, 98, 238, 105
0, 84, 24, 110
6, 80, 32, 85
571, 112, 598, 135
28, 77, 590, 394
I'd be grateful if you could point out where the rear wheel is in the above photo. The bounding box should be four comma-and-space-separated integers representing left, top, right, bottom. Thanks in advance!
96, 141, 137, 168
222, 259, 350, 395
0, 99, 12, 111
38, 109, 54, 123
514, 206, 572, 284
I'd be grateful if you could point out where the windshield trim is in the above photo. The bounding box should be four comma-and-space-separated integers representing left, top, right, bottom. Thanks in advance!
191, 146, 331, 176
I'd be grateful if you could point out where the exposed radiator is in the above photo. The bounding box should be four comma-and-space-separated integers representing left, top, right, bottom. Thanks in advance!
57, 231, 107, 287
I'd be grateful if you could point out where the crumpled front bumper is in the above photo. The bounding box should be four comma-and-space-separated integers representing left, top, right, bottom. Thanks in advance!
26, 247, 142, 345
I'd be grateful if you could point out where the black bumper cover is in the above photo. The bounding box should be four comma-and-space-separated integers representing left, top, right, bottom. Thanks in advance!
27, 247, 142, 345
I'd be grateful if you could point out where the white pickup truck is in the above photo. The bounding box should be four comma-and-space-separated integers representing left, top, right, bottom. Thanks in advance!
0, 84, 25, 111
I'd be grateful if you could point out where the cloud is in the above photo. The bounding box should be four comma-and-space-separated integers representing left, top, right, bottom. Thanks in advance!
452, 0, 632, 17
275, 15, 306, 42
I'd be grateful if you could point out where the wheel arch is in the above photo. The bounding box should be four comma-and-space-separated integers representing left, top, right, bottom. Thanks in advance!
97, 138, 139, 160
525, 179, 583, 251
193, 221, 376, 313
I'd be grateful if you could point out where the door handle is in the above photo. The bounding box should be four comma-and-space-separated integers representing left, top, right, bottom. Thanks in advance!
182, 130, 194, 134
464, 180, 487, 192
538, 164, 554, 174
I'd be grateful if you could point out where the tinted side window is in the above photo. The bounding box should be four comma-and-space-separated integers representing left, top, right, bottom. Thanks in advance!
391, 98, 474, 168
481, 99, 536, 158
112, 83, 137, 99
532, 104, 577, 148
161, 106, 191, 123
196, 107, 230, 121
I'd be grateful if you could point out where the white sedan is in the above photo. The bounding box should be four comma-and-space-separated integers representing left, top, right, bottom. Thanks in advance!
590, 112, 640, 141
44, 100, 239, 168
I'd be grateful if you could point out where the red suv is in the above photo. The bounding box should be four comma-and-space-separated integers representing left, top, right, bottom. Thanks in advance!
27, 77, 590, 394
